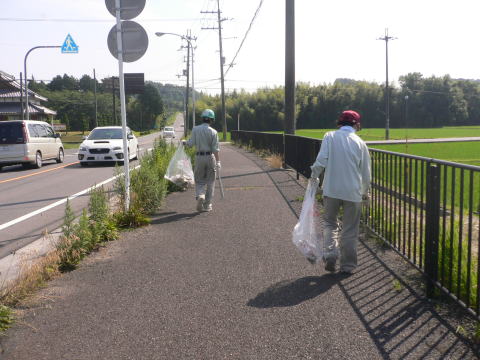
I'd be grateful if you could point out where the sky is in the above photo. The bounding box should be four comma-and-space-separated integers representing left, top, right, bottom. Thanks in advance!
1, 0, 480, 94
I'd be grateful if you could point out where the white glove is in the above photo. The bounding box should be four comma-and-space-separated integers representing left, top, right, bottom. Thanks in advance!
216, 161, 221, 170
310, 165, 324, 179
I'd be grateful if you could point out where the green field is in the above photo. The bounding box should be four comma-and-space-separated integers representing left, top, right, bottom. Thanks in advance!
295, 126, 480, 142
369, 142, 480, 167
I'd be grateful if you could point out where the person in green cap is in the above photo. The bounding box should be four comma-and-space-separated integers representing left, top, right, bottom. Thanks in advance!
183, 109, 220, 212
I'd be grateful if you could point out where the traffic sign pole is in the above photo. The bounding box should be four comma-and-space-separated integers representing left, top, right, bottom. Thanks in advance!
115, 0, 131, 211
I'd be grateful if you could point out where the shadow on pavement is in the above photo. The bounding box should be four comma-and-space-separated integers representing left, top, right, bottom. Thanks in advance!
150, 211, 200, 224
247, 275, 337, 308
336, 243, 478, 359
221, 168, 286, 179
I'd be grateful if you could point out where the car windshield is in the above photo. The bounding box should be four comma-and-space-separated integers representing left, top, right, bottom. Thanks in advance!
88, 128, 123, 140
0, 123, 24, 144
164, 127, 174, 132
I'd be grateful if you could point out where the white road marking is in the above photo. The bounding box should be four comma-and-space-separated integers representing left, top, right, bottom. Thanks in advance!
0, 163, 141, 231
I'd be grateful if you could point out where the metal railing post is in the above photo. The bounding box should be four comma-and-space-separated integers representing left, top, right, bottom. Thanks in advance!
425, 163, 441, 298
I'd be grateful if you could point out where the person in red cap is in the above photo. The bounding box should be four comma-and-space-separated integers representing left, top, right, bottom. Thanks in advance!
310, 110, 371, 274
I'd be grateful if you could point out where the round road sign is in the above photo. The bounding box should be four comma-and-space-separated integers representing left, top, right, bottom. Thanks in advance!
105, 0, 146, 20
107, 21, 148, 63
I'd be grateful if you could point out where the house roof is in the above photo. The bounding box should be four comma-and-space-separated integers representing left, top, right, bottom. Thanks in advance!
0, 102, 56, 116
0, 71, 47, 101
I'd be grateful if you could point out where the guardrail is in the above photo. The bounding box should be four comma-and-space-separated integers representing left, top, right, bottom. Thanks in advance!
231, 130, 480, 319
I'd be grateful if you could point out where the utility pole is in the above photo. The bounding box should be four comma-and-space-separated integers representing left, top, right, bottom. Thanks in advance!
20, 72, 24, 118
201, 1, 228, 141
176, 73, 188, 137
93, 68, 98, 128
216, 0, 227, 141
112, 76, 117, 125
187, 30, 196, 130
377, 28, 396, 140
156, 31, 196, 135
285, 0, 295, 135
185, 45, 190, 134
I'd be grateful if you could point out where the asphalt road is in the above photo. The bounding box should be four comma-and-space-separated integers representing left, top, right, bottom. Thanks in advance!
0, 115, 184, 260
0, 143, 477, 359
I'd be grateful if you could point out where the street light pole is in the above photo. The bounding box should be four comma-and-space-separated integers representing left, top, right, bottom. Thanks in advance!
24, 45, 61, 120
377, 28, 396, 140
155, 31, 196, 135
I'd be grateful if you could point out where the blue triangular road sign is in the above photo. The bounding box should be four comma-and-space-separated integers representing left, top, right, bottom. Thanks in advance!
61, 34, 78, 53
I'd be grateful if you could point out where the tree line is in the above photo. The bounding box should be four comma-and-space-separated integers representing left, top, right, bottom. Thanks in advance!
31, 72, 480, 133
194, 73, 480, 132
30, 74, 171, 132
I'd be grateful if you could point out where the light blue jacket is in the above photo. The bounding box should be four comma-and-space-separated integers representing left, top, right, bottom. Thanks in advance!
311, 126, 371, 202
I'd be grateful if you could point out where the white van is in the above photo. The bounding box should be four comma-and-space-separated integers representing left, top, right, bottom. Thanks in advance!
0, 120, 64, 170
162, 126, 175, 138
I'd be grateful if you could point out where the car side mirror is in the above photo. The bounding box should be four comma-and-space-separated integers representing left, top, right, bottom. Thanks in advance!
83, 135, 88, 140
127, 134, 133, 140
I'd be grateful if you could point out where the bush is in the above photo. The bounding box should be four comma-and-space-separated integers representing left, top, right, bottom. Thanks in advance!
130, 152, 167, 214
112, 206, 151, 228
113, 138, 192, 224
58, 186, 119, 271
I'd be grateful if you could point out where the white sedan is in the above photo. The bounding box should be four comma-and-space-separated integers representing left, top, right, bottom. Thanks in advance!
78, 126, 139, 166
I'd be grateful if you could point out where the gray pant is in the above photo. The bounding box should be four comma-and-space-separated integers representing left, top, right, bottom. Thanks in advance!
194, 154, 216, 205
323, 196, 362, 272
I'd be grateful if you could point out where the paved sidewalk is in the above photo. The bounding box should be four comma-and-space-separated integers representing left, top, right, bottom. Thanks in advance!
0, 144, 477, 359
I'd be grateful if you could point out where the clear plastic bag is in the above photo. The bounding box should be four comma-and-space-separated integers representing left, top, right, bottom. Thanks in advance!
164, 144, 195, 189
292, 178, 324, 264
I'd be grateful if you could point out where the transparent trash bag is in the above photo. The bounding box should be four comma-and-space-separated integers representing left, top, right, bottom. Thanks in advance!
292, 178, 324, 264
164, 144, 195, 189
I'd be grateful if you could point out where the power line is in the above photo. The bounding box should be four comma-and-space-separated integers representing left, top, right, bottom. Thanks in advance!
224, 0, 264, 77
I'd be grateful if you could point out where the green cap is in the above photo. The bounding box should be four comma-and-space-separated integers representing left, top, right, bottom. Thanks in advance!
201, 109, 215, 120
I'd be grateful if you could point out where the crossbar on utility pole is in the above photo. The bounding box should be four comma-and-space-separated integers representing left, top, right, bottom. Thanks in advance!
377, 28, 396, 140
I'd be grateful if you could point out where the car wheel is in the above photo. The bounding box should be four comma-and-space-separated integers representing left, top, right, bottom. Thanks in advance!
56, 148, 64, 163
0, 166, 3, 171
34, 152, 42, 169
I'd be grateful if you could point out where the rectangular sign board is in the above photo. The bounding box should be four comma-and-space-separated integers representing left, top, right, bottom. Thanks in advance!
53, 123, 67, 131
125, 73, 145, 94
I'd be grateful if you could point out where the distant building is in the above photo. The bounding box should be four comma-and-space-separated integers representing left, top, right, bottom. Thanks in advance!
0, 71, 56, 121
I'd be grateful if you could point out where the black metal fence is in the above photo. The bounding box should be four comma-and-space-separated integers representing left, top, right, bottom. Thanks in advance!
231, 130, 480, 319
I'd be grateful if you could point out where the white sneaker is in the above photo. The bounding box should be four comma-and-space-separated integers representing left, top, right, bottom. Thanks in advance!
203, 203, 212, 212
196, 195, 205, 212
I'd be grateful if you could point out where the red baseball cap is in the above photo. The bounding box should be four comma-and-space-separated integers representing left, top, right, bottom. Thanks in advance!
338, 110, 361, 126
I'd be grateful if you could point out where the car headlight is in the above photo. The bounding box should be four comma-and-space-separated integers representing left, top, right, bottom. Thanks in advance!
113, 146, 122, 150
80, 147, 87, 151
